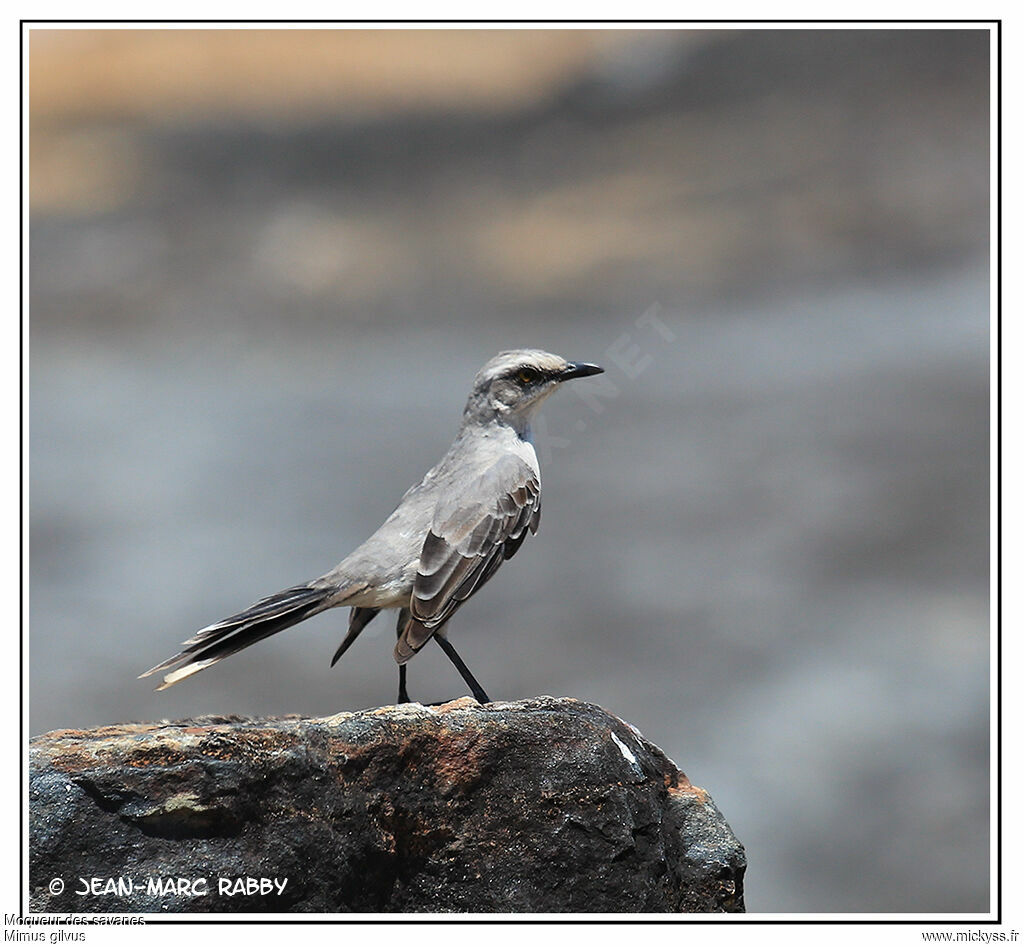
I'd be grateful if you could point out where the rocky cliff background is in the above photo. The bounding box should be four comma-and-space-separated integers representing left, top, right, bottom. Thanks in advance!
30, 698, 746, 913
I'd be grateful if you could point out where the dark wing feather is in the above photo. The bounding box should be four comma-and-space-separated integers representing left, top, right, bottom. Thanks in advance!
330, 606, 381, 667
395, 454, 541, 663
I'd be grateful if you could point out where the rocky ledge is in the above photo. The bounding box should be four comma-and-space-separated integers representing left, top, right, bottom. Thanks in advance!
30, 696, 745, 913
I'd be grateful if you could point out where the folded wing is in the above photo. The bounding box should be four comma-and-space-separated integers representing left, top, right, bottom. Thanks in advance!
395, 453, 541, 662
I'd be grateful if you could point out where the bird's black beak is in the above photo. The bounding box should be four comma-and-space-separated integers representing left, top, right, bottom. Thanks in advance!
561, 362, 604, 380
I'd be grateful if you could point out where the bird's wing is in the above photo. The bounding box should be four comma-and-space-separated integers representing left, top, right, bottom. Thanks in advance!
395, 453, 541, 662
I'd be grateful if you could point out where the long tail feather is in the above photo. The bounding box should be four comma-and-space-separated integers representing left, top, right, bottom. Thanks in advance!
140, 584, 333, 690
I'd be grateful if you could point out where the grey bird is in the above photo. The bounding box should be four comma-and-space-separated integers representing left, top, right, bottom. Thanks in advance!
140, 349, 604, 703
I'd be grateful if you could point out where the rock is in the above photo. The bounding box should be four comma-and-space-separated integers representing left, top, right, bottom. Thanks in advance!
29, 696, 745, 913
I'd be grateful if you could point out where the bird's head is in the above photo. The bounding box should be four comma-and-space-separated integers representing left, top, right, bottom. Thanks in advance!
464, 349, 604, 434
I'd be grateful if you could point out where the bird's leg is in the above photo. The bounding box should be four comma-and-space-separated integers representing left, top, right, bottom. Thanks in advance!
434, 635, 491, 703
396, 608, 413, 703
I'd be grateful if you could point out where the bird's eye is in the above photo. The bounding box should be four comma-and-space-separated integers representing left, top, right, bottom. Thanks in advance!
517, 368, 540, 385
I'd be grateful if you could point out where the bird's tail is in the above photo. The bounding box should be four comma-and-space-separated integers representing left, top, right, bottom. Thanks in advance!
139, 583, 335, 691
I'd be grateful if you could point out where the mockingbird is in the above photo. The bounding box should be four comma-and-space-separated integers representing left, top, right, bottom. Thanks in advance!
141, 349, 603, 703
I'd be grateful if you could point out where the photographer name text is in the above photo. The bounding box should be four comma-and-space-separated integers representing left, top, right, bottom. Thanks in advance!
70, 876, 287, 898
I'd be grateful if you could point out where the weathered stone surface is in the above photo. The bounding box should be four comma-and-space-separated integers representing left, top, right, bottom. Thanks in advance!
30, 696, 745, 913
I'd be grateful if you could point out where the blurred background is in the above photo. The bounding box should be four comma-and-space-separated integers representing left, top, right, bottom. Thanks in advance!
29, 28, 991, 913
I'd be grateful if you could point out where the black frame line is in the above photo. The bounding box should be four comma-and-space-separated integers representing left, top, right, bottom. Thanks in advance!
18, 17, 1002, 926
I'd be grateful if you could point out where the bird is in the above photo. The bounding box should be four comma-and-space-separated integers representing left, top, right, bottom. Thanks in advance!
140, 349, 604, 704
